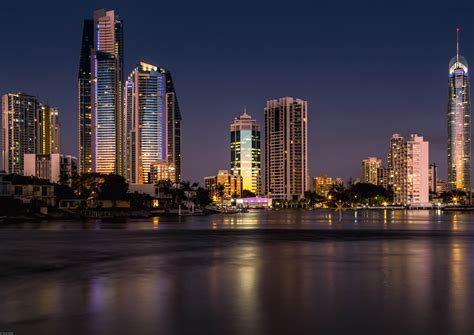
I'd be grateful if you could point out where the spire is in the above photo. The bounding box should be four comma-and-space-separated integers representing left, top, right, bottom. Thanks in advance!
456, 27, 460, 63
242, 106, 250, 118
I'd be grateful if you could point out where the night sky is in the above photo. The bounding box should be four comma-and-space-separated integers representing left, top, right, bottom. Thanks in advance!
0, 0, 472, 184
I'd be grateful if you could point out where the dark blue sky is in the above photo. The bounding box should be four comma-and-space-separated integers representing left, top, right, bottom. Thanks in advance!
0, 0, 472, 184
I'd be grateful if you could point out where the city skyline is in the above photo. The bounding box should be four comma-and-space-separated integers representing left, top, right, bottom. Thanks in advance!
0, 1, 472, 184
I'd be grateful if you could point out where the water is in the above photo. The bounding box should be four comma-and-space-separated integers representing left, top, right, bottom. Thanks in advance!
1, 209, 474, 334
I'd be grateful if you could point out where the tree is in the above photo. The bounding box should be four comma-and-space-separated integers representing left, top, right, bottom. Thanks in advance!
304, 191, 326, 207
328, 184, 349, 207
348, 183, 393, 206
216, 184, 225, 206
59, 172, 70, 186
194, 187, 212, 207
130, 192, 152, 209
241, 189, 256, 198
99, 174, 128, 201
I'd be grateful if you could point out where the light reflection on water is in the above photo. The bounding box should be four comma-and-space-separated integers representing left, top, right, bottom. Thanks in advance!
3, 209, 474, 231
1, 210, 474, 334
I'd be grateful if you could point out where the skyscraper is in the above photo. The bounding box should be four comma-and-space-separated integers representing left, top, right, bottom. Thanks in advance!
79, 9, 124, 175
264, 97, 308, 200
162, 69, 182, 183
230, 111, 261, 195
2, 93, 37, 174
36, 104, 60, 155
448, 29, 470, 191
361, 157, 381, 185
78, 19, 94, 173
124, 62, 167, 184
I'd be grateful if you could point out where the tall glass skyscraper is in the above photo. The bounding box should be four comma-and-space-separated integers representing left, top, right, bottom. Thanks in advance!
79, 9, 124, 175
125, 63, 166, 184
230, 111, 261, 195
448, 30, 470, 191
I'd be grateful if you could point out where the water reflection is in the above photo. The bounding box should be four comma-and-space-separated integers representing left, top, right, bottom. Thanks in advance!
1, 230, 474, 334
3, 209, 474, 232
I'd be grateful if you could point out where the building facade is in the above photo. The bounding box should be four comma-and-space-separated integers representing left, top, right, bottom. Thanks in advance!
447, 30, 470, 191
230, 111, 261, 195
361, 157, 381, 185
264, 97, 308, 200
149, 161, 176, 184
376, 167, 392, 190
125, 62, 166, 184
2, 93, 37, 174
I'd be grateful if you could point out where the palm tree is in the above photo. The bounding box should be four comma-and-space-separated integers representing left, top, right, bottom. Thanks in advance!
216, 184, 225, 207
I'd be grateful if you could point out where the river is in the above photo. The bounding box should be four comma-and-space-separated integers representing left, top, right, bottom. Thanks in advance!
0, 209, 473, 334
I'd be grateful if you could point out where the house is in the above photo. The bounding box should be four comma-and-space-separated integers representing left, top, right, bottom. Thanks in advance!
0, 174, 55, 207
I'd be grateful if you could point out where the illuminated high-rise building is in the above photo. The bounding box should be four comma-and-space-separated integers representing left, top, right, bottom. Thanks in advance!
36, 104, 60, 155
125, 62, 167, 184
448, 29, 470, 191
230, 111, 261, 195
78, 19, 94, 173
361, 157, 381, 185
79, 9, 124, 175
264, 97, 309, 200
390, 134, 429, 206
2, 93, 37, 174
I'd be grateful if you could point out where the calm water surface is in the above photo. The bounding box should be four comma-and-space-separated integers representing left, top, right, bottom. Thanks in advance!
1, 209, 474, 335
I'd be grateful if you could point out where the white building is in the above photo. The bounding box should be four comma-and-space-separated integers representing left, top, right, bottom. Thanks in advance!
390, 134, 430, 207
24, 153, 61, 183
24, 154, 78, 184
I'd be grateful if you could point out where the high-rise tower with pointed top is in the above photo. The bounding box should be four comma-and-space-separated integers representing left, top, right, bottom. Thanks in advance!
230, 111, 261, 195
448, 29, 471, 191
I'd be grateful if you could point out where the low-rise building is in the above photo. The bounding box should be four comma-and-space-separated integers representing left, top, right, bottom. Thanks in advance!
313, 175, 333, 196
1, 174, 55, 206
24, 153, 78, 184
204, 170, 242, 200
